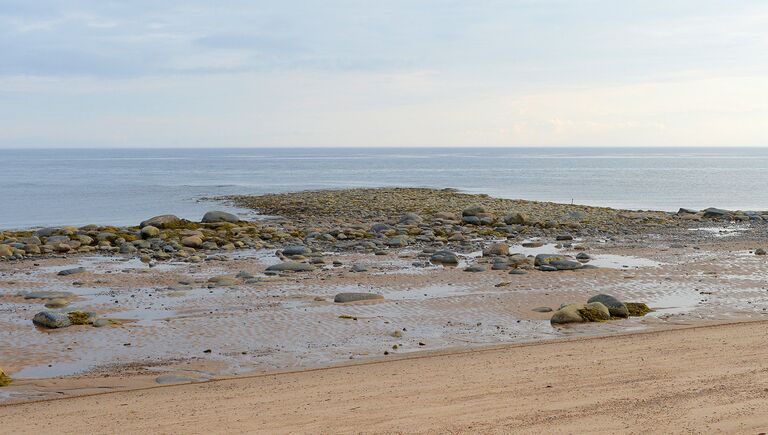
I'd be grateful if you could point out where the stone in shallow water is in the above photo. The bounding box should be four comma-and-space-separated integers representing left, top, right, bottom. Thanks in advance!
32, 311, 72, 329
57, 267, 85, 276
587, 294, 629, 318
140, 214, 181, 228
550, 302, 610, 324
430, 250, 459, 265
548, 260, 583, 271
266, 262, 315, 272
333, 293, 384, 303
0, 368, 11, 387
19, 291, 75, 300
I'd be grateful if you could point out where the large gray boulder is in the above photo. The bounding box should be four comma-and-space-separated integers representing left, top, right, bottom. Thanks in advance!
202, 211, 239, 223
140, 215, 181, 228
333, 293, 384, 303
548, 259, 583, 271
282, 245, 311, 256
430, 250, 459, 265
587, 294, 629, 318
33, 311, 72, 329
534, 253, 567, 266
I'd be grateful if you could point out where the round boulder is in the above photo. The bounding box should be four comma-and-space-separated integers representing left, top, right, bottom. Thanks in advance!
202, 211, 239, 223
587, 294, 629, 318
550, 302, 611, 325
33, 311, 72, 329
140, 214, 181, 228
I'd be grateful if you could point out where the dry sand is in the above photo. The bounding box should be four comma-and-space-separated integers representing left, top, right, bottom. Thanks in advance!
2, 320, 767, 434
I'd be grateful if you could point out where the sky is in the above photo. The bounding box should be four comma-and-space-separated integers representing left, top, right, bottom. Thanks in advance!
0, 0, 767, 148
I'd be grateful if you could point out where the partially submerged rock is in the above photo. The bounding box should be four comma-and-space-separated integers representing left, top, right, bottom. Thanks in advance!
266, 262, 315, 272
333, 292, 384, 303
202, 211, 239, 223
33, 311, 72, 328
587, 294, 629, 318
140, 214, 181, 228
626, 302, 652, 316
550, 302, 611, 324
57, 267, 85, 276
0, 368, 11, 387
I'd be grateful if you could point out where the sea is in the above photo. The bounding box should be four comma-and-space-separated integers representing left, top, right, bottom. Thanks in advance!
1, 147, 767, 230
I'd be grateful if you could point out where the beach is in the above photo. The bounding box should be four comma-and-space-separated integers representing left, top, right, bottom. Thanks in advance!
2, 188, 768, 431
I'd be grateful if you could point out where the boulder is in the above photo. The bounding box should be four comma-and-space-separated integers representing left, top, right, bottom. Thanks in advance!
462, 205, 486, 217
33, 311, 72, 328
140, 226, 161, 238
0, 368, 11, 387
587, 294, 629, 318
202, 211, 239, 223
0, 244, 12, 257
181, 236, 203, 249
333, 293, 384, 303
430, 250, 459, 265
482, 242, 509, 257
626, 302, 652, 316
550, 302, 611, 324
548, 259, 583, 271
677, 208, 698, 215
140, 215, 181, 228
282, 245, 311, 256
504, 212, 529, 225
534, 253, 567, 266
702, 207, 730, 219
399, 213, 422, 224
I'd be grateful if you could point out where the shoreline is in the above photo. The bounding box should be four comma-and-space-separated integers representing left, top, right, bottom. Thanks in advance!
2, 319, 767, 433
2, 187, 768, 407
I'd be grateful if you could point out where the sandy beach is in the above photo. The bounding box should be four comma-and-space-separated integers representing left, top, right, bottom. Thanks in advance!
2, 188, 768, 432
2, 320, 767, 434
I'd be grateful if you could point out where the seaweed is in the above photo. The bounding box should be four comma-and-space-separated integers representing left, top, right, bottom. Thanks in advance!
626, 302, 652, 317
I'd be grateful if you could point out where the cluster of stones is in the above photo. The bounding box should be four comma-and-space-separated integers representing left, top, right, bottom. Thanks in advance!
0, 211, 299, 262
550, 294, 652, 325
677, 207, 768, 222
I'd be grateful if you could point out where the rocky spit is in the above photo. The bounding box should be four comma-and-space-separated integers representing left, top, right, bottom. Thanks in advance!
2, 188, 768, 396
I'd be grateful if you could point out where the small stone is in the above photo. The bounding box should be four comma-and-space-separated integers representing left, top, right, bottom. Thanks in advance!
333, 293, 384, 303
57, 267, 85, 276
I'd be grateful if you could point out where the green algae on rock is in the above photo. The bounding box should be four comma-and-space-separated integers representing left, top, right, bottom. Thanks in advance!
0, 368, 11, 387
625, 302, 653, 317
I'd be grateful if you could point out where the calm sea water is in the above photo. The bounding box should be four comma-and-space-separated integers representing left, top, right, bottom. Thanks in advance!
1, 147, 767, 229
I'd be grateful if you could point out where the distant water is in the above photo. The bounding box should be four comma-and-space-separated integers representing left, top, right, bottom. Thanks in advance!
2, 147, 768, 229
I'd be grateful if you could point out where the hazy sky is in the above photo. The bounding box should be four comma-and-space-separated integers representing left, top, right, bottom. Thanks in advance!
1, 0, 767, 148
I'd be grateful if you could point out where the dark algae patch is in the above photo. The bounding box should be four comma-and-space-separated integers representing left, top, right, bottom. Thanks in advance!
626, 302, 652, 317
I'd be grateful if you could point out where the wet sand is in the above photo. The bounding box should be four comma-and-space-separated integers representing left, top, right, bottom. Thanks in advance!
2, 320, 767, 434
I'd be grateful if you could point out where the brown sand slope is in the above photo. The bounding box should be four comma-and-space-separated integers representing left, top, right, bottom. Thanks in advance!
3, 321, 768, 434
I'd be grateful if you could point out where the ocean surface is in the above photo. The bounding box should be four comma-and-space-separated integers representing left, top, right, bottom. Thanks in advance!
2, 147, 768, 229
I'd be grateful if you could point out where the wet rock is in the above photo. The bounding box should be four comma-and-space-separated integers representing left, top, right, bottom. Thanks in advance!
702, 207, 730, 219
482, 242, 509, 257
462, 205, 486, 217
539, 265, 557, 272
587, 294, 629, 318
550, 302, 611, 324
463, 264, 486, 273
491, 260, 509, 270
33, 311, 72, 328
430, 250, 459, 265
140, 215, 181, 228
140, 226, 161, 238
556, 234, 573, 241
534, 254, 567, 266
282, 245, 311, 256
181, 235, 203, 249
677, 208, 698, 215
202, 211, 239, 223
532, 306, 553, 313
755, 248, 766, 256
266, 262, 315, 272
504, 212, 529, 225
548, 259, 583, 271
0, 368, 11, 386
57, 266, 85, 276
626, 302, 652, 316
509, 269, 527, 275
0, 244, 12, 257
576, 252, 591, 261
67, 311, 95, 325
333, 292, 384, 303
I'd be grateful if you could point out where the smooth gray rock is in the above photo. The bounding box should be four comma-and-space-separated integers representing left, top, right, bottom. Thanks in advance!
265, 262, 315, 272
549, 259, 583, 270
462, 205, 486, 217
587, 294, 629, 318
702, 207, 730, 218
202, 211, 239, 223
57, 267, 86, 276
140, 214, 181, 228
282, 245, 311, 256
430, 250, 459, 265
534, 253, 567, 266
32, 311, 72, 329
463, 264, 486, 272
333, 292, 384, 303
